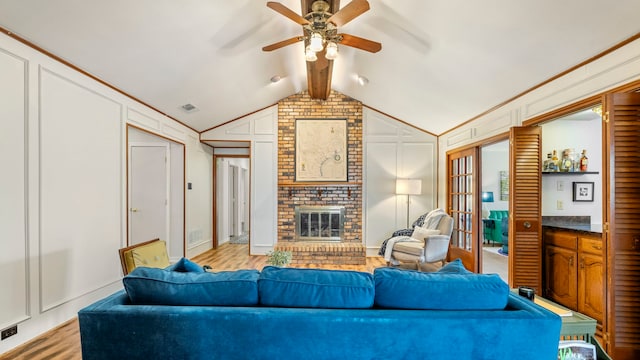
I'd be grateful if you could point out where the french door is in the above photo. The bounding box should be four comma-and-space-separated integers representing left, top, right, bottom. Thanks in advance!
447, 147, 480, 272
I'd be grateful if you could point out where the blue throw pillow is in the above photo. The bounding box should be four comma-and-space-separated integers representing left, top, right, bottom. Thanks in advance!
123, 267, 259, 306
164, 257, 205, 273
374, 267, 509, 310
258, 266, 375, 308
437, 258, 471, 274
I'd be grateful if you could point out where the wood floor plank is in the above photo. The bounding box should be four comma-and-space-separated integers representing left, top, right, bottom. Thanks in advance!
0, 244, 387, 360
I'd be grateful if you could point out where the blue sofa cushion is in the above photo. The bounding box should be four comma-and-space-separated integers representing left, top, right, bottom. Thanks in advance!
123, 267, 259, 306
164, 257, 205, 273
437, 258, 471, 274
374, 267, 509, 310
258, 266, 374, 308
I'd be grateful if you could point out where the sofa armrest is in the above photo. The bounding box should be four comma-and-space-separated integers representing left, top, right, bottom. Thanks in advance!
423, 235, 451, 262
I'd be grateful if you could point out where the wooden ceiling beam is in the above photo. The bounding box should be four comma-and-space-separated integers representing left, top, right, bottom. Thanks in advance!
301, 0, 340, 99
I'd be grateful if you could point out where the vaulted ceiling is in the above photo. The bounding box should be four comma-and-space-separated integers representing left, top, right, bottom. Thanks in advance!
1, 0, 639, 134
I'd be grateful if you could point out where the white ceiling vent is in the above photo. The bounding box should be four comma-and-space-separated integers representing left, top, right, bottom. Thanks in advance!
180, 103, 198, 113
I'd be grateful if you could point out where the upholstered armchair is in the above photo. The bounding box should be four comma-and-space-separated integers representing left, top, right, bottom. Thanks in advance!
389, 215, 454, 270
118, 238, 170, 275
483, 210, 508, 245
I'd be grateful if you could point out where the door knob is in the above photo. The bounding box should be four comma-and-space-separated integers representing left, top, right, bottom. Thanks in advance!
523, 221, 531, 229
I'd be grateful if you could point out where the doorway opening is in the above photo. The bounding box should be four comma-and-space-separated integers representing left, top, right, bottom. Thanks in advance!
127, 125, 185, 260
214, 155, 250, 247
480, 140, 509, 282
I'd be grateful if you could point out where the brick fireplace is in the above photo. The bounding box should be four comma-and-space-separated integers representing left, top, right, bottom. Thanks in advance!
275, 91, 365, 265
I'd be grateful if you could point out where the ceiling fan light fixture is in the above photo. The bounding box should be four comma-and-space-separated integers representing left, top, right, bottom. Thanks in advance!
325, 41, 338, 60
305, 46, 318, 62
309, 32, 324, 52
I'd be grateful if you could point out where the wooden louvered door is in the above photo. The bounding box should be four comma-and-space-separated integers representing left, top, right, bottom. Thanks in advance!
508, 126, 542, 291
605, 92, 640, 359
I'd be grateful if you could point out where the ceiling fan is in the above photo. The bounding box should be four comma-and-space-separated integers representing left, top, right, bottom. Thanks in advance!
263, 0, 381, 99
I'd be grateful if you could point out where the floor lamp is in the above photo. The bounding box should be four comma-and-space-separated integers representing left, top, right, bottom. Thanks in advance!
396, 179, 422, 228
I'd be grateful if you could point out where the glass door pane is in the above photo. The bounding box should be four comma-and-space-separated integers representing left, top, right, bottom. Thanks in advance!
447, 147, 479, 271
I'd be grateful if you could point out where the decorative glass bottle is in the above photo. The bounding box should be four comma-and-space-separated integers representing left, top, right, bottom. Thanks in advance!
543, 153, 553, 172
560, 149, 573, 172
551, 150, 559, 172
579, 149, 588, 171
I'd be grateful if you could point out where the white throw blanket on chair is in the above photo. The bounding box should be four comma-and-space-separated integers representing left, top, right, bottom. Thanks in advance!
384, 208, 447, 264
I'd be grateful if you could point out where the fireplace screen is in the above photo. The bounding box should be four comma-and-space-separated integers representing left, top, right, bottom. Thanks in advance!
295, 206, 345, 242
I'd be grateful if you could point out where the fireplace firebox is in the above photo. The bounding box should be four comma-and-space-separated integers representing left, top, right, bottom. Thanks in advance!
295, 206, 345, 242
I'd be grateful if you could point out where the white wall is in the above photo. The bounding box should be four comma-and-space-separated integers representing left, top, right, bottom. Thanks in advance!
185, 135, 213, 258
438, 37, 640, 208
541, 115, 602, 224
363, 108, 438, 256
0, 32, 211, 353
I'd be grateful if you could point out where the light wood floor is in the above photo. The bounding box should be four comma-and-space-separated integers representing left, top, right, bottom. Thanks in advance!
0, 243, 387, 360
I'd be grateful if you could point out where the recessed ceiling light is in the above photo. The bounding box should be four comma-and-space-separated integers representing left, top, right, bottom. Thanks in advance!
180, 103, 198, 113
357, 75, 369, 86
270, 75, 282, 83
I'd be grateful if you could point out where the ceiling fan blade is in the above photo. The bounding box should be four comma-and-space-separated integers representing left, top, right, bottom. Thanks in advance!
267, 2, 310, 25
327, 0, 370, 27
338, 33, 381, 53
262, 36, 304, 51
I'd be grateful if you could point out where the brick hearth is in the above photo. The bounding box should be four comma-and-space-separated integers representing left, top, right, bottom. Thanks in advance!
274, 242, 366, 265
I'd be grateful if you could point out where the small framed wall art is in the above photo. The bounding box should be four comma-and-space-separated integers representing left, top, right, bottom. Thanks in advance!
572, 181, 594, 202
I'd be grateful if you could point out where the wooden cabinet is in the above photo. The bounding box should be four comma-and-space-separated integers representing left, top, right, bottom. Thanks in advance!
577, 236, 605, 323
545, 244, 577, 308
543, 228, 606, 336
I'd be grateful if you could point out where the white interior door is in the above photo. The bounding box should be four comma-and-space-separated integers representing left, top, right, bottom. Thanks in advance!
229, 165, 238, 237
241, 167, 249, 233
129, 144, 168, 245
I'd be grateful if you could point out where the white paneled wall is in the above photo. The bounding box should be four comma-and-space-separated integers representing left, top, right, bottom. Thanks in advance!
363, 109, 438, 256
186, 134, 213, 258
0, 33, 209, 354
0, 47, 29, 330
39, 68, 123, 311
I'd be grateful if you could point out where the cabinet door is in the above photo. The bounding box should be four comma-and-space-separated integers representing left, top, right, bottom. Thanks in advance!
578, 252, 605, 323
545, 245, 578, 309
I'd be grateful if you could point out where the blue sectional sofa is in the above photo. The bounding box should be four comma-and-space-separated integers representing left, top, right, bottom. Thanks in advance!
78, 259, 561, 360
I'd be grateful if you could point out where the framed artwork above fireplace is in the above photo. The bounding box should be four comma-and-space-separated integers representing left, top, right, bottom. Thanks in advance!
295, 119, 347, 182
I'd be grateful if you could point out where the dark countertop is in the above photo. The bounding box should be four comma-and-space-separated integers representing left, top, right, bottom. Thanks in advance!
542, 223, 602, 234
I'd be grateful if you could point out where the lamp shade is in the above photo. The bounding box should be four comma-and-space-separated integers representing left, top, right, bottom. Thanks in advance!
305, 46, 317, 62
396, 179, 422, 195
325, 41, 338, 60
482, 191, 494, 202
309, 32, 323, 52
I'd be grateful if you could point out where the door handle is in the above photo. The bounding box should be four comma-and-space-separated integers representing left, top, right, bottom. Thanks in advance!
130, 208, 139, 213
